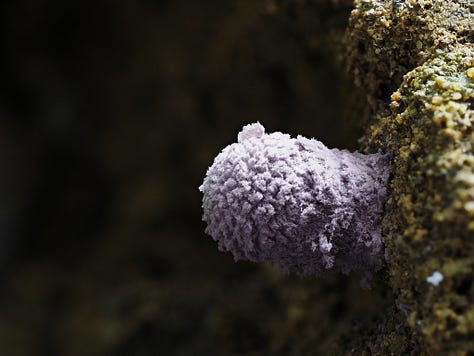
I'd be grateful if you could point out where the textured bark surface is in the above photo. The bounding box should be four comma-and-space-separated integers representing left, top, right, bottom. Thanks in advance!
345, 0, 474, 354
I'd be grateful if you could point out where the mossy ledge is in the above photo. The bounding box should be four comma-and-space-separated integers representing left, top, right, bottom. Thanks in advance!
344, 0, 474, 354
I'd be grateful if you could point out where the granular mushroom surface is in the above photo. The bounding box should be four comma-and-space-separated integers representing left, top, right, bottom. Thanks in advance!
200, 123, 390, 286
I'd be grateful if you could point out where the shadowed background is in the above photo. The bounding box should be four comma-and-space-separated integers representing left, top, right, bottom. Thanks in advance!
0, 1, 391, 355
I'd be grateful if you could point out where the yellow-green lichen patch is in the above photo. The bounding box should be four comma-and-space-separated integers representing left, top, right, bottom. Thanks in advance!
340, 0, 474, 353
345, 0, 474, 114
367, 44, 474, 353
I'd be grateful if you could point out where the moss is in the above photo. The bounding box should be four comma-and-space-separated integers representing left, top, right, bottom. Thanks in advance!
346, 0, 474, 114
376, 45, 474, 354
344, 0, 474, 353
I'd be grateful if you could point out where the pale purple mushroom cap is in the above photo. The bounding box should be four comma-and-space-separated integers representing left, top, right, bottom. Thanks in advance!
199, 123, 390, 286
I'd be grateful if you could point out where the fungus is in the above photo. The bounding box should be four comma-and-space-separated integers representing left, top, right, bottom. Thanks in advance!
199, 123, 390, 287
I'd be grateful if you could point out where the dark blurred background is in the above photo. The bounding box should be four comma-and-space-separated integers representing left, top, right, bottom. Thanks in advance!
0, 1, 389, 355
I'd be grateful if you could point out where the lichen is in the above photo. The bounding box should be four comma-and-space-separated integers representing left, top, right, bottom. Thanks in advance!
344, 0, 474, 353
345, 0, 474, 115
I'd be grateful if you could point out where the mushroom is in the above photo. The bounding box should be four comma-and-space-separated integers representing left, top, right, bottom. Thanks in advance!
200, 123, 390, 287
